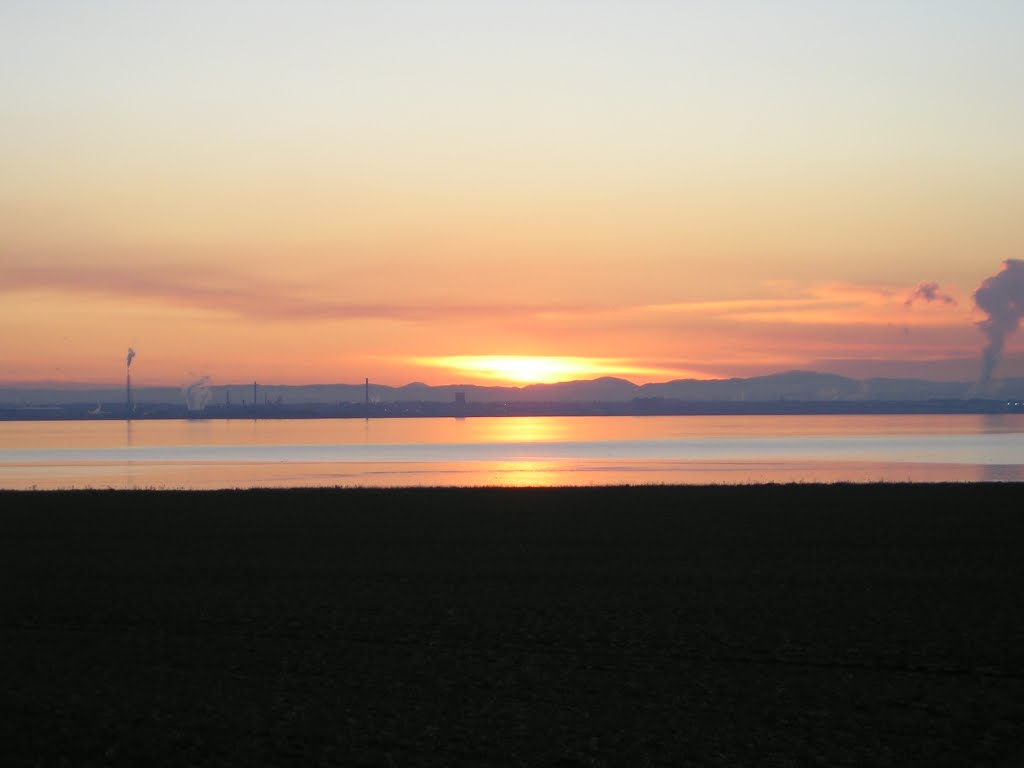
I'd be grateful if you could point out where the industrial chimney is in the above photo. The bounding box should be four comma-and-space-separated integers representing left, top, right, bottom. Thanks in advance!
125, 347, 136, 417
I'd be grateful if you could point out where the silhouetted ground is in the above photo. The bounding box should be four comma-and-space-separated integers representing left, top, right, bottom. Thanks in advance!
2, 484, 1024, 766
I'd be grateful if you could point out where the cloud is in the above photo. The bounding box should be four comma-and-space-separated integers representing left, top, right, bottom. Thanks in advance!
904, 282, 956, 308
5, 264, 983, 385
6, 265, 966, 336
1, 264, 586, 324
630, 282, 960, 327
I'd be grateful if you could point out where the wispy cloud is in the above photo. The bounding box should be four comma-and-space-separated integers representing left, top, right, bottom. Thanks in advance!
6, 265, 967, 334
2, 265, 586, 323
628, 282, 964, 327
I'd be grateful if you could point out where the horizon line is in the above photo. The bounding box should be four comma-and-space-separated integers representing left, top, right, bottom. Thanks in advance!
0, 368, 1001, 391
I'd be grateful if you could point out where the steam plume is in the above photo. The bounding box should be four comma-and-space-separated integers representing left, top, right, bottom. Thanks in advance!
974, 259, 1024, 387
904, 282, 955, 308
183, 376, 213, 411
126, 347, 136, 367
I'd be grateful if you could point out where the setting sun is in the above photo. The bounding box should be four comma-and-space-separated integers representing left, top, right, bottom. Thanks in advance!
419, 356, 676, 385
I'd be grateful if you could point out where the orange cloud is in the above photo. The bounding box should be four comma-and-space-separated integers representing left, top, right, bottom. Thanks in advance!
0, 264, 988, 386
2, 265, 589, 324
633, 282, 964, 327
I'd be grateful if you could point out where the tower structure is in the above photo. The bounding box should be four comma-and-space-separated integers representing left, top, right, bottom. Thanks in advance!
125, 347, 136, 417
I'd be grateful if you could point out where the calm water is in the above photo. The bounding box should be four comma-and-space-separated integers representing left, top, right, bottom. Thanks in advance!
1, 414, 1023, 489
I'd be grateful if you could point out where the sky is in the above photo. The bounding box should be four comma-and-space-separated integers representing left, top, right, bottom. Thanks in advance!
3, 1, 1023, 387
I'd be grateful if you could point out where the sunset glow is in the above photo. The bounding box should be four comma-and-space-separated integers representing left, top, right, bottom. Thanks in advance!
419, 357, 687, 385
2, 3, 1023, 387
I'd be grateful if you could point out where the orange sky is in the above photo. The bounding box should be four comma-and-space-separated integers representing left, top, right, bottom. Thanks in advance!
2, 3, 1023, 387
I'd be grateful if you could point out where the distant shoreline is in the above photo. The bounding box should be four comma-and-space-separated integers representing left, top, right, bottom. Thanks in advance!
6, 482, 1024, 502
4, 397, 1024, 421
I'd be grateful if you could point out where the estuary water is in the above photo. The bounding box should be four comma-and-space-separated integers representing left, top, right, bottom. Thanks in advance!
1, 414, 1023, 489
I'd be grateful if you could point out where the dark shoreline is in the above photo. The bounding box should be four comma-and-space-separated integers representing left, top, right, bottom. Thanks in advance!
4, 484, 1024, 766
5, 396, 1024, 421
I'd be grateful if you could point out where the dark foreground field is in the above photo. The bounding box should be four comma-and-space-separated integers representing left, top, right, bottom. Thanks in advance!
3, 484, 1024, 767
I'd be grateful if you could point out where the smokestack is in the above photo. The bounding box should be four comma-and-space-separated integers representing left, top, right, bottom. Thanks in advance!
974, 259, 1024, 389
365, 377, 369, 407
125, 347, 136, 417
253, 381, 257, 407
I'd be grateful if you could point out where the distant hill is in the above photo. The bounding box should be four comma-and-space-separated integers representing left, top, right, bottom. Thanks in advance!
4, 370, 1024, 408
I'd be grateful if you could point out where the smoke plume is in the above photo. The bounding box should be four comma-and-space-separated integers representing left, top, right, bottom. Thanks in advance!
183, 376, 213, 411
904, 282, 955, 308
974, 259, 1024, 387
126, 347, 136, 368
